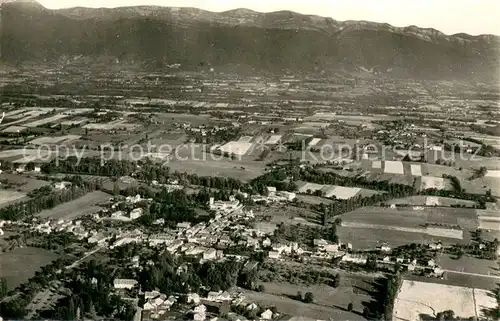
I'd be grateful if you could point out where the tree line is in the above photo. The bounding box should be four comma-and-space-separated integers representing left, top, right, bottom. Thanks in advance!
0, 180, 100, 221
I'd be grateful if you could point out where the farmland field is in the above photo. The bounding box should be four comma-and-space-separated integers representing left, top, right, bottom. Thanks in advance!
24, 114, 69, 127
485, 170, 500, 178
37, 190, 111, 219
253, 204, 320, 226
437, 254, 500, 277
341, 206, 477, 229
0, 190, 27, 206
386, 196, 477, 207
0, 149, 52, 163
2, 125, 27, 133
295, 194, 336, 205
393, 280, 496, 321
247, 278, 370, 320
337, 206, 478, 248
166, 147, 266, 181
265, 135, 282, 144
243, 290, 365, 320
218, 141, 254, 156
0, 247, 58, 289
420, 176, 451, 190
83, 120, 140, 130
410, 164, 422, 176
476, 208, 500, 231
384, 161, 404, 174
29, 135, 81, 145
0, 173, 50, 192
296, 182, 382, 200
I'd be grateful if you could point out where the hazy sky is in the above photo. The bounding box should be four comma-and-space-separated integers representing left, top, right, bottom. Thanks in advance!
38, 0, 499, 35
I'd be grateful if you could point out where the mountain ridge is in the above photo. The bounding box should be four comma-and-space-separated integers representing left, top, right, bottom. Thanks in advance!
1, 0, 499, 80
51, 4, 499, 39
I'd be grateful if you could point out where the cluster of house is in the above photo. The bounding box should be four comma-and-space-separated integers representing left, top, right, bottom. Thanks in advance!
267, 238, 364, 264
32, 218, 88, 237
107, 194, 151, 222
248, 187, 296, 204
377, 243, 445, 277
151, 180, 184, 192
209, 197, 242, 213
86, 194, 254, 263
112, 279, 278, 321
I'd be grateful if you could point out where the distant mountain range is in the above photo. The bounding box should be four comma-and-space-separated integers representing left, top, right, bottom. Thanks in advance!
1, 0, 499, 79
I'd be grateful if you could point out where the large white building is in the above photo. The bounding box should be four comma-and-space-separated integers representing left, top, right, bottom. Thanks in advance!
113, 279, 138, 289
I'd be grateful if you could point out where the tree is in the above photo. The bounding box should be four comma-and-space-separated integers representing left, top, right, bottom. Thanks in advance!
65, 297, 76, 320
347, 303, 354, 312
366, 254, 378, 271
113, 182, 120, 196
363, 307, 371, 318
435, 310, 455, 321
87, 300, 97, 319
0, 277, 7, 298
25, 162, 35, 171
333, 273, 340, 288
303, 292, 314, 303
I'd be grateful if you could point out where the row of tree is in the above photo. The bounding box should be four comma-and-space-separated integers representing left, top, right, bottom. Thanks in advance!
0, 180, 99, 220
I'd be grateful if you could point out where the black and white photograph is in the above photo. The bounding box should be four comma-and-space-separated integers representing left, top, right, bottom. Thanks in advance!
0, 0, 499, 320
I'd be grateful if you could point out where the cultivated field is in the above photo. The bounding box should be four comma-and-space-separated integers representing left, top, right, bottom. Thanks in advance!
420, 176, 451, 190
393, 280, 497, 321
297, 182, 381, 200
371, 160, 382, 169
37, 190, 110, 219
0, 173, 50, 192
238, 136, 254, 143
476, 209, 500, 231
243, 289, 365, 320
437, 254, 500, 277
0, 149, 52, 163
218, 141, 254, 156
83, 120, 140, 130
248, 279, 372, 320
337, 206, 478, 248
386, 196, 477, 207
167, 157, 265, 181
485, 170, 500, 178
252, 204, 320, 226
384, 161, 404, 174
410, 164, 422, 176
307, 138, 322, 147
2, 125, 27, 133
29, 135, 81, 145
295, 194, 336, 205
265, 135, 283, 145
24, 114, 69, 128
0, 190, 27, 206
0, 247, 58, 289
